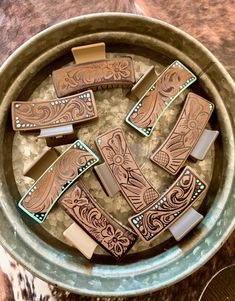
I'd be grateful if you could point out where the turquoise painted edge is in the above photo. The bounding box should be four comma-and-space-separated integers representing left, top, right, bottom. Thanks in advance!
130, 166, 207, 236
18, 140, 99, 223
125, 60, 197, 137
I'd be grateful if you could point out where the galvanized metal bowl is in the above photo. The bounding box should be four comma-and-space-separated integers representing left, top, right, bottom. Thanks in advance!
0, 13, 234, 297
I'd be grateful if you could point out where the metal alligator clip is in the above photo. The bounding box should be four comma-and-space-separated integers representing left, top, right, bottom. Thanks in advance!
151, 93, 219, 175
129, 166, 208, 242
125, 61, 197, 136
52, 42, 136, 97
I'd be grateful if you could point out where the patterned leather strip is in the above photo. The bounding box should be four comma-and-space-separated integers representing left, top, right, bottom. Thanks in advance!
59, 181, 137, 260
18, 140, 99, 223
12, 91, 97, 131
52, 58, 135, 97
129, 166, 208, 242
96, 127, 159, 212
151, 93, 214, 175
126, 61, 196, 136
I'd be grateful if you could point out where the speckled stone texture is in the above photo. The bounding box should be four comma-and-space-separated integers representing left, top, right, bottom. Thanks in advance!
0, 1, 234, 301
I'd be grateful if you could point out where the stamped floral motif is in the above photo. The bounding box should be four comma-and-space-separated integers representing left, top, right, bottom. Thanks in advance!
129, 167, 207, 242
96, 128, 159, 212
59, 181, 137, 260
12, 91, 96, 130
101, 226, 130, 256
103, 60, 132, 80
126, 61, 197, 136
151, 93, 214, 175
53, 58, 135, 97
101, 131, 133, 184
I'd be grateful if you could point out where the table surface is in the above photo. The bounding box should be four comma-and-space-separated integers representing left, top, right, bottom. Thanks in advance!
0, 1, 234, 301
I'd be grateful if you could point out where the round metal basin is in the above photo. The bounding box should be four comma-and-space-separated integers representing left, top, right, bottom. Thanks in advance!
0, 13, 234, 297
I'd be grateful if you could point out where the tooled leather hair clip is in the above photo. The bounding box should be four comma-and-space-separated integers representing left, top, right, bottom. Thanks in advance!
52, 42, 136, 98
11, 90, 97, 147
129, 166, 208, 242
125, 61, 196, 136
18, 141, 137, 260
95, 127, 160, 213
150, 93, 219, 175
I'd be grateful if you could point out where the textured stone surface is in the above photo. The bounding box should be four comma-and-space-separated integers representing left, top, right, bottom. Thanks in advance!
0, 1, 234, 301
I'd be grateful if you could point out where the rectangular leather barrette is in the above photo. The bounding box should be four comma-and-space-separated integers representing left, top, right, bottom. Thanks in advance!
52, 42, 135, 98
151, 93, 219, 175
95, 127, 160, 213
60, 181, 137, 261
129, 166, 208, 242
125, 61, 197, 137
11, 90, 97, 147
18, 140, 99, 223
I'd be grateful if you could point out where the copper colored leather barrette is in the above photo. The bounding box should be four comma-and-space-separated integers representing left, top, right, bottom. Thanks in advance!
11, 90, 97, 147
95, 127, 160, 213
151, 93, 219, 175
18, 140, 99, 223
129, 166, 208, 242
19, 142, 136, 260
125, 61, 197, 136
60, 181, 137, 261
52, 42, 136, 98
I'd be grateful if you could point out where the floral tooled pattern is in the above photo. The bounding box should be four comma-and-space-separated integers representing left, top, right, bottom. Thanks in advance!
97, 128, 159, 212
152, 93, 214, 175
103, 60, 132, 80
55, 58, 134, 96
59, 182, 136, 260
128, 62, 195, 132
13, 92, 96, 130
101, 130, 133, 184
101, 226, 130, 256
130, 167, 207, 242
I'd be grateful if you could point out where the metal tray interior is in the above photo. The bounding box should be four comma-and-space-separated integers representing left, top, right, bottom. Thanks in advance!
0, 13, 234, 297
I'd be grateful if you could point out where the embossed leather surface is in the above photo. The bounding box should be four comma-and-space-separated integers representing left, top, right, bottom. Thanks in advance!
52, 58, 135, 97
129, 166, 208, 242
151, 93, 214, 175
12, 90, 97, 131
96, 127, 159, 212
19, 140, 99, 223
126, 61, 196, 136
1, 1, 234, 300
59, 181, 137, 260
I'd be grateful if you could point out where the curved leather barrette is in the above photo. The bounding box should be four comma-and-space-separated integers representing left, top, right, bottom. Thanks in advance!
18, 140, 99, 223
125, 61, 197, 136
20, 144, 136, 260
52, 42, 136, 98
129, 166, 208, 242
151, 93, 219, 175
95, 127, 160, 213
60, 181, 137, 261
11, 90, 97, 147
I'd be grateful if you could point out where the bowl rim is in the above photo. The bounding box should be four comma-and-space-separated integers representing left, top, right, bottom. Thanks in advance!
0, 12, 234, 297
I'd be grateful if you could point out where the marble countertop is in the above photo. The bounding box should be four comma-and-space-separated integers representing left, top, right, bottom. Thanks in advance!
0, 1, 234, 300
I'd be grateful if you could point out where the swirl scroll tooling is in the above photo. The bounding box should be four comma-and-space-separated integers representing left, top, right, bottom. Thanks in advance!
12, 91, 97, 131
129, 167, 207, 242
59, 181, 137, 260
19, 140, 98, 223
126, 61, 196, 136
52, 58, 135, 97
